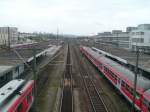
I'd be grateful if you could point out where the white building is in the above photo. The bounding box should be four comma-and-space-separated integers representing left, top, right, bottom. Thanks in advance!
96, 30, 130, 49
130, 24, 150, 51
112, 32, 130, 49
126, 27, 137, 33
0, 27, 18, 46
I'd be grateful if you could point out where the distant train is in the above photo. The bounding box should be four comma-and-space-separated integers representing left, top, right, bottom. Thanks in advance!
0, 79, 34, 112
80, 46, 150, 112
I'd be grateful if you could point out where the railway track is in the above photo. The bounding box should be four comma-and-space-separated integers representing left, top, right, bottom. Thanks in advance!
73, 46, 108, 112
60, 44, 73, 112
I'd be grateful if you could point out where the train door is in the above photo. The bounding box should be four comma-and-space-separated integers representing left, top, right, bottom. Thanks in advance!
116, 78, 121, 89
15, 103, 23, 112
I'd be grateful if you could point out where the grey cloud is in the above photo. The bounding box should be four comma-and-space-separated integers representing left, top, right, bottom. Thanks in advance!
0, 0, 150, 35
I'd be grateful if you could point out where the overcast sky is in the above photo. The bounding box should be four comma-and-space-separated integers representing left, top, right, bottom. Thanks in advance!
0, 0, 150, 35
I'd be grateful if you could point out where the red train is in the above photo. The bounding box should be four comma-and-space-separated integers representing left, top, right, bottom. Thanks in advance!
80, 46, 150, 112
0, 79, 34, 112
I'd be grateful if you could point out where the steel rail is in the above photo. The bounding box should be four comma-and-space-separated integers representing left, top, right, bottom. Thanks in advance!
73, 46, 108, 112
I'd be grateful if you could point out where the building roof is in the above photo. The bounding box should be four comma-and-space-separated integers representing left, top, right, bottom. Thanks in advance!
0, 41, 61, 77
0, 41, 50, 66
0, 66, 13, 77
0, 42, 49, 76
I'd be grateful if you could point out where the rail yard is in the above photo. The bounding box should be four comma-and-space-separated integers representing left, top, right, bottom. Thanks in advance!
2, 0, 150, 111
0, 39, 150, 112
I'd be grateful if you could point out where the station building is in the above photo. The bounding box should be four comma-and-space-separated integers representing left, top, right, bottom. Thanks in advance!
0, 42, 61, 87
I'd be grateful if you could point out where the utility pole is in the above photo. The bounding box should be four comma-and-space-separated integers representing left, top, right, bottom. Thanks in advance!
8, 27, 10, 48
56, 27, 59, 46
33, 47, 37, 111
131, 45, 139, 112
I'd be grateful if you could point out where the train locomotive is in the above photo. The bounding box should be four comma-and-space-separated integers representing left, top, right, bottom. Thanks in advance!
80, 46, 150, 112
0, 79, 34, 112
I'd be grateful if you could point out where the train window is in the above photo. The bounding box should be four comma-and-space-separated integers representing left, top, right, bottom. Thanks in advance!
129, 88, 133, 95
128, 87, 131, 93
136, 92, 140, 99
99, 63, 102, 68
106, 68, 109, 72
104, 67, 107, 72
17, 103, 23, 112
105, 67, 107, 72
125, 85, 130, 91
114, 75, 117, 80
112, 75, 115, 79
107, 68, 111, 74
0, 75, 6, 81
110, 72, 113, 76
118, 78, 120, 84
110, 70, 112, 75
121, 81, 125, 87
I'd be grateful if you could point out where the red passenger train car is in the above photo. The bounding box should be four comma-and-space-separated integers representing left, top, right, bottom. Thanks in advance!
0, 79, 34, 112
80, 46, 150, 112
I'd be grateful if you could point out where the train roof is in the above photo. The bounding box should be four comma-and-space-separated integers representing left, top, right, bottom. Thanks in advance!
0, 80, 34, 111
0, 79, 25, 105
0, 65, 13, 77
92, 47, 128, 64
143, 89, 150, 101
83, 46, 150, 91
144, 89, 150, 95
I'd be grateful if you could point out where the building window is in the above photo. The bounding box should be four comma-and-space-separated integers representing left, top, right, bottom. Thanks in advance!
135, 32, 144, 35
132, 32, 135, 35
141, 32, 144, 35
15, 67, 18, 73
132, 38, 144, 43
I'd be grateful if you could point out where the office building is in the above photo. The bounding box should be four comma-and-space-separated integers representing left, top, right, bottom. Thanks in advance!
0, 27, 18, 46
130, 24, 150, 51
